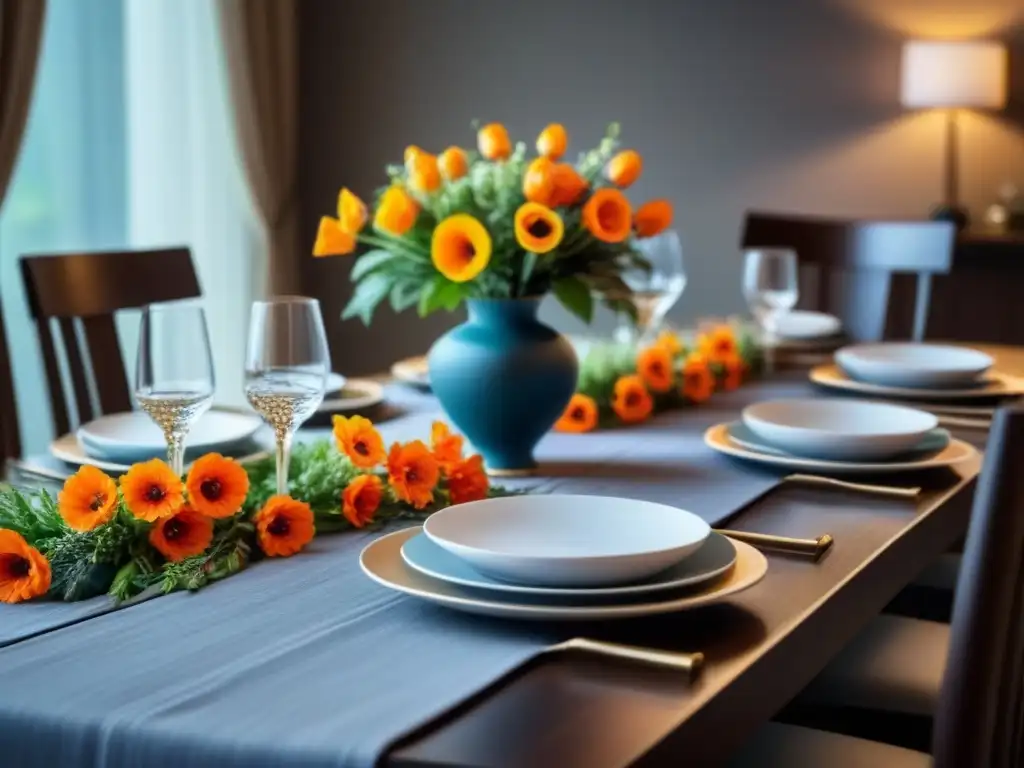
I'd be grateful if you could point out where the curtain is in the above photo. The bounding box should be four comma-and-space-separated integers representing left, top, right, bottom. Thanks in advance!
215, 0, 299, 297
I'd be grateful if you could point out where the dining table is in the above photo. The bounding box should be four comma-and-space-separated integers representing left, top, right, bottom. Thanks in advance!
1, 342, 1018, 768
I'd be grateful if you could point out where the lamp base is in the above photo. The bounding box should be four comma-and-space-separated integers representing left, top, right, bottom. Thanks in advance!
929, 204, 969, 231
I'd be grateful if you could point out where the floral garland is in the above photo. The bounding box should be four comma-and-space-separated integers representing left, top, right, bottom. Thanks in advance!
555, 323, 761, 432
0, 420, 491, 604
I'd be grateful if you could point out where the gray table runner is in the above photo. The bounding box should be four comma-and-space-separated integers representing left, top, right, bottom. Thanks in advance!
0, 378, 807, 767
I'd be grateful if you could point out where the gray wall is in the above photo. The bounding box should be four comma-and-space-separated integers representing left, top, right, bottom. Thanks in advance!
298, 0, 1024, 375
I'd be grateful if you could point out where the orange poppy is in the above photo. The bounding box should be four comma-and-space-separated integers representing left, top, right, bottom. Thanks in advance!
634, 199, 673, 238
431, 421, 464, 471
0, 529, 50, 604
698, 325, 740, 362
536, 123, 568, 160
58, 465, 118, 532
477, 123, 511, 160
342, 474, 383, 529
523, 157, 555, 205
333, 415, 386, 469
438, 146, 469, 181
374, 186, 420, 236
148, 506, 214, 562
582, 188, 632, 243
404, 145, 424, 166
637, 345, 674, 393
409, 151, 442, 193
313, 216, 356, 257
681, 354, 715, 403
254, 495, 315, 557
185, 453, 250, 519
549, 163, 588, 206
432, 214, 492, 282
387, 440, 440, 510
120, 459, 185, 522
514, 202, 564, 254
337, 187, 368, 233
447, 454, 490, 505
611, 375, 654, 424
655, 330, 684, 357
606, 149, 643, 187
719, 353, 746, 391
554, 394, 599, 433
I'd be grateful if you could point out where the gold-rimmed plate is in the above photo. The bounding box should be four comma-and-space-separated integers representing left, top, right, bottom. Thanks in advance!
810, 364, 1024, 401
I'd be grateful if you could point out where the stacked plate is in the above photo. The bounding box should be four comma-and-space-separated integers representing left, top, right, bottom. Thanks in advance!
360, 495, 768, 620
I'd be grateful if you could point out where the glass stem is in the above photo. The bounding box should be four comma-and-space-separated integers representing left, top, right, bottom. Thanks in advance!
275, 431, 293, 496
166, 432, 186, 476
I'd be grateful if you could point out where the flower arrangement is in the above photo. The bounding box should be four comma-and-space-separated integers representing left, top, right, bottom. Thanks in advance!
0, 420, 491, 604
555, 323, 760, 432
313, 122, 672, 325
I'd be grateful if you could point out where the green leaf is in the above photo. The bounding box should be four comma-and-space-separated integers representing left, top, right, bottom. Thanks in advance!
552, 276, 594, 324
418, 275, 466, 316
350, 249, 396, 282
518, 251, 538, 297
438, 281, 466, 311
389, 279, 422, 313
342, 272, 394, 325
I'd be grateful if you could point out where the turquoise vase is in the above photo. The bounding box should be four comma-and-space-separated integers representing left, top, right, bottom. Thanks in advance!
428, 298, 578, 475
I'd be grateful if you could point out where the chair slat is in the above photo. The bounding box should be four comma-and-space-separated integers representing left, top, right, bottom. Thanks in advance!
58, 317, 94, 426
36, 320, 70, 437
0, 305, 20, 462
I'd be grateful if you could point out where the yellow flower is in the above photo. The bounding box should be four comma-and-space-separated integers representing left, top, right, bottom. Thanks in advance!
432, 214, 492, 282
409, 152, 442, 193
606, 149, 643, 187
374, 186, 420, 236
655, 330, 683, 356
438, 147, 469, 181
514, 203, 564, 254
536, 123, 567, 160
313, 217, 356, 257
337, 188, 368, 233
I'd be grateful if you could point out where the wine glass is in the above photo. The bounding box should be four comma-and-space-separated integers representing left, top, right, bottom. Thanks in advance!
742, 248, 799, 339
616, 230, 687, 343
244, 297, 329, 495
136, 301, 216, 475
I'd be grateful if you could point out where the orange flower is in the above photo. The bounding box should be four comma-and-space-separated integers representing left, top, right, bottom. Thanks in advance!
606, 149, 643, 187
404, 145, 425, 166
582, 188, 632, 243
536, 123, 567, 160
432, 214, 492, 282
337, 187, 368, 233
634, 199, 673, 238
313, 216, 356, 257
254, 495, 315, 557
681, 354, 715, 403
637, 345, 674, 393
409, 151, 442, 193
185, 453, 250, 519
719, 353, 746, 391
523, 157, 555, 205
698, 325, 739, 362
555, 394, 599, 433
58, 465, 118, 532
549, 163, 588, 206
655, 330, 683, 357
447, 454, 489, 505
387, 440, 440, 509
374, 186, 420, 236
333, 415, 386, 469
120, 459, 185, 522
0, 529, 50, 604
438, 146, 469, 181
514, 202, 564, 254
342, 474, 383, 529
477, 122, 511, 160
611, 375, 654, 424
431, 421, 464, 471
148, 506, 214, 562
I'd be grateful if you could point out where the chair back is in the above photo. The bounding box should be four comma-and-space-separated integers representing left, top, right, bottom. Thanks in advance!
741, 212, 956, 342
933, 406, 1024, 768
0, 295, 20, 463
20, 247, 200, 435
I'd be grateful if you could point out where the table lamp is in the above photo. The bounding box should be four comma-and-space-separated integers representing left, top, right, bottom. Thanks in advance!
901, 40, 1008, 229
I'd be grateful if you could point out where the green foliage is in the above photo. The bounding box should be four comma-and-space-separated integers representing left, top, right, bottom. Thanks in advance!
244, 440, 362, 518
0, 487, 66, 545
552, 276, 594, 324
40, 531, 119, 601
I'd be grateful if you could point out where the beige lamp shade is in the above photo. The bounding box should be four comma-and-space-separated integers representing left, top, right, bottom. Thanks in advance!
901, 40, 1007, 109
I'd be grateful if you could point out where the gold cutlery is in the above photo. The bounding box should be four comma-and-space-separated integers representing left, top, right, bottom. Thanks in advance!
716, 529, 833, 560
550, 637, 704, 675
784, 473, 921, 498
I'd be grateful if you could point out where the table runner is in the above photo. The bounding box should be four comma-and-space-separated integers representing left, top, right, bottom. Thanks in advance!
0, 377, 807, 767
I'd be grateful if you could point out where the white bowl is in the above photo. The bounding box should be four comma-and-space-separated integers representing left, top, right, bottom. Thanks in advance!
835, 343, 993, 388
742, 399, 938, 461
422, 495, 710, 587
775, 311, 841, 340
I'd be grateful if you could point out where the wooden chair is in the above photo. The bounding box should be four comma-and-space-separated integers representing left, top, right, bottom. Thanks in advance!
0, 296, 21, 463
741, 212, 957, 343
20, 247, 200, 436
728, 405, 1024, 767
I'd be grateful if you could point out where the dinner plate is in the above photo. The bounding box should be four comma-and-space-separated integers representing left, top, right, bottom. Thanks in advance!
742, 399, 937, 461
705, 422, 976, 475
391, 356, 430, 388
401, 531, 737, 598
361, 527, 767, 621
423, 495, 711, 587
810, 364, 1024, 401
774, 311, 842, 340
325, 372, 348, 396
316, 379, 385, 413
78, 408, 263, 462
835, 343, 993, 388
50, 432, 268, 474
728, 421, 951, 462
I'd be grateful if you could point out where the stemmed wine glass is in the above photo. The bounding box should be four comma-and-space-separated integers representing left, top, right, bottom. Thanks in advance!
615, 230, 687, 344
136, 301, 216, 476
244, 297, 329, 495
742, 248, 799, 338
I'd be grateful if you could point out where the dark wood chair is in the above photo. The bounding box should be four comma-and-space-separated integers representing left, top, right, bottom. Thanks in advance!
728, 405, 1024, 767
20, 247, 200, 436
741, 212, 957, 343
0, 296, 21, 463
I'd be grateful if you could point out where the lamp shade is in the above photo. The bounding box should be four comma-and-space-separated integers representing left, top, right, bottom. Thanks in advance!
901, 40, 1007, 109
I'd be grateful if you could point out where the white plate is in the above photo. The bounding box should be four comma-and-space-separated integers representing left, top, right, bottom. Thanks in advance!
810, 364, 1024, 401
391, 356, 429, 387
325, 372, 348, 395
742, 399, 937, 461
835, 343, 993, 388
401, 531, 737, 597
775, 311, 842, 340
317, 379, 385, 412
423, 495, 711, 588
362, 527, 767, 621
728, 421, 951, 461
704, 422, 977, 475
51, 432, 268, 475
78, 408, 263, 462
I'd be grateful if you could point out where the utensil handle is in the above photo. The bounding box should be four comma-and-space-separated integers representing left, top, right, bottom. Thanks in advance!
785, 473, 921, 498
936, 415, 991, 431
562, 638, 704, 674
717, 529, 833, 560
